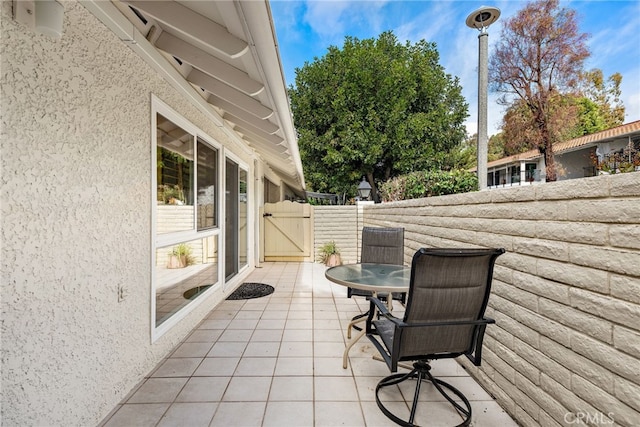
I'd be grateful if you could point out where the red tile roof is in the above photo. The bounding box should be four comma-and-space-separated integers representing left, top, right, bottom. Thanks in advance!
473, 120, 640, 170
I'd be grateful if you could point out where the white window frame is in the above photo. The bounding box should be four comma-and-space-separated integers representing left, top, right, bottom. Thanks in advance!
151, 96, 223, 341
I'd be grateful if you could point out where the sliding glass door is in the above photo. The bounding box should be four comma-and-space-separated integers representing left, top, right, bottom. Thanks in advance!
225, 159, 248, 281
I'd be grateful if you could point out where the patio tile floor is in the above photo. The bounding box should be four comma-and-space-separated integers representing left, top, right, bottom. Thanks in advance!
101, 262, 518, 427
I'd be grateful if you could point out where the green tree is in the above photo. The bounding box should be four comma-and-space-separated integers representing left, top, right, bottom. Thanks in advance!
490, 0, 589, 181
578, 69, 625, 130
289, 31, 468, 201
488, 133, 506, 161
452, 133, 505, 170
451, 134, 477, 170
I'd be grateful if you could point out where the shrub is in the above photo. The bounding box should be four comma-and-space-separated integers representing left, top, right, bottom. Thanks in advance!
379, 170, 478, 202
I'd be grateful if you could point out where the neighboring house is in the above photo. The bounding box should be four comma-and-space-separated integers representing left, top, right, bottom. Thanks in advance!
473, 120, 640, 188
1, 1, 304, 425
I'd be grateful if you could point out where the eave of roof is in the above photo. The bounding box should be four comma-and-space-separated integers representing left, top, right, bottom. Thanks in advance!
471, 120, 640, 171
83, 0, 305, 191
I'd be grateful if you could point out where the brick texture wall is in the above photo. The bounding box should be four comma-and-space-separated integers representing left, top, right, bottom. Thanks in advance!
359, 173, 640, 426
313, 205, 359, 264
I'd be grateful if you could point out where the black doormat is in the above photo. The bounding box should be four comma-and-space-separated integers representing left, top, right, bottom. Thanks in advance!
226, 283, 275, 300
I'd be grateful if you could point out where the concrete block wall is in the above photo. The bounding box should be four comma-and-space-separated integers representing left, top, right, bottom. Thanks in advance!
313, 205, 359, 264
362, 173, 640, 427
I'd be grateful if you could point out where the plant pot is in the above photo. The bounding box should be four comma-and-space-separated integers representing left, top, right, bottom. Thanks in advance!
167, 255, 187, 269
325, 254, 342, 267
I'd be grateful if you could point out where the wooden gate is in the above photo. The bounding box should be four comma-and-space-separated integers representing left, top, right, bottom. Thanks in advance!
261, 201, 313, 262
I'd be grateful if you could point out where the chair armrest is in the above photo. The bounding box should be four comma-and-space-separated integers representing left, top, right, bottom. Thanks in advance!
401, 317, 495, 329
366, 297, 405, 333
466, 317, 495, 366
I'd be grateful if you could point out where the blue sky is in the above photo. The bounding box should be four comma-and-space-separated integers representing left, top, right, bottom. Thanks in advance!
270, 0, 640, 137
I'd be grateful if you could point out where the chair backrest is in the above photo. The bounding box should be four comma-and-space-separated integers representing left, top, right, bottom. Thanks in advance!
360, 227, 404, 265
398, 248, 504, 359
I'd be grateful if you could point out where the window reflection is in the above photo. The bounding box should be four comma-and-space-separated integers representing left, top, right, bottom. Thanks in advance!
197, 138, 218, 230
156, 114, 194, 234
239, 169, 248, 268
155, 236, 218, 327
154, 112, 220, 330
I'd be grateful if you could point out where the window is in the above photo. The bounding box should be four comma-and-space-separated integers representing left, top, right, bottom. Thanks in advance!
525, 163, 537, 182
153, 107, 220, 333
264, 178, 280, 203
197, 138, 218, 230
157, 114, 194, 233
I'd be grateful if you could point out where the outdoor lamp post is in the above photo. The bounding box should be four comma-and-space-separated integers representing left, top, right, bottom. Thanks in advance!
466, 6, 500, 190
357, 177, 372, 200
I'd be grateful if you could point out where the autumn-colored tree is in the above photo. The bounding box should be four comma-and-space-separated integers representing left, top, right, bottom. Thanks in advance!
490, 0, 589, 181
500, 69, 625, 155
501, 96, 580, 156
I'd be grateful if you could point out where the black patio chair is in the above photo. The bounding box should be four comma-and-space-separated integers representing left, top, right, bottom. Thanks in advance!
348, 226, 406, 304
366, 247, 505, 427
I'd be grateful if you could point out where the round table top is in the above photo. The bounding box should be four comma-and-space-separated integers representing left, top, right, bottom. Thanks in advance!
325, 263, 411, 292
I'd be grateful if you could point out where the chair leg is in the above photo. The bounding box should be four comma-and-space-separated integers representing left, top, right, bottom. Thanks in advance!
375, 361, 473, 427
348, 311, 368, 336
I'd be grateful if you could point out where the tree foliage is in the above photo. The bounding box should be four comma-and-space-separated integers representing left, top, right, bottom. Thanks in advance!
451, 133, 505, 170
379, 170, 478, 202
578, 69, 625, 130
500, 96, 579, 155
499, 69, 625, 155
490, 0, 589, 181
289, 31, 468, 201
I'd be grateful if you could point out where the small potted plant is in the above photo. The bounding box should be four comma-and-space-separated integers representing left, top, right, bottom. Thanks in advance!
319, 241, 342, 267
158, 184, 186, 205
167, 243, 194, 269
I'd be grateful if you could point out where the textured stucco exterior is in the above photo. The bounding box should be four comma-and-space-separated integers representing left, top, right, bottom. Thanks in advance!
360, 173, 640, 427
1, 2, 264, 425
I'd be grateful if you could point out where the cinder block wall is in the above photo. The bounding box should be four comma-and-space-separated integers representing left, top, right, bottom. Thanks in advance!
362, 173, 640, 427
313, 205, 359, 264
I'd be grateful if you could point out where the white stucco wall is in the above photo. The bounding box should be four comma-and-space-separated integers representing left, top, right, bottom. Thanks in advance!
555, 147, 595, 181
1, 2, 261, 425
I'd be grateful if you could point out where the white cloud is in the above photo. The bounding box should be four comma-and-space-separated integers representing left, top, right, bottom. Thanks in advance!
275, 0, 639, 138
303, 0, 352, 40
302, 0, 389, 46
620, 63, 640, 122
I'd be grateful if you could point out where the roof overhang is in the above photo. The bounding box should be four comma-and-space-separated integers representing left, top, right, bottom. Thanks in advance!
81, 0, 304, 192
472, 120, 640, 171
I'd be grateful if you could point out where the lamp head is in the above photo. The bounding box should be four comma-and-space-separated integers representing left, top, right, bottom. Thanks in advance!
357, 177, 372, 200
466, 6, 500, 31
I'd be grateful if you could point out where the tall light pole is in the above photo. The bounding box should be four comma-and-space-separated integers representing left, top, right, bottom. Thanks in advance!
466, 6, 500, 190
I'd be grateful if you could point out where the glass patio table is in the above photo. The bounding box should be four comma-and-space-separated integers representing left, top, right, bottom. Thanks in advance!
325, 263, 411, 368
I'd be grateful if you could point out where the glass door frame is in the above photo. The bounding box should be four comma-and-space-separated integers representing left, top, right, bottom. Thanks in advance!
223, 153, 250, 290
